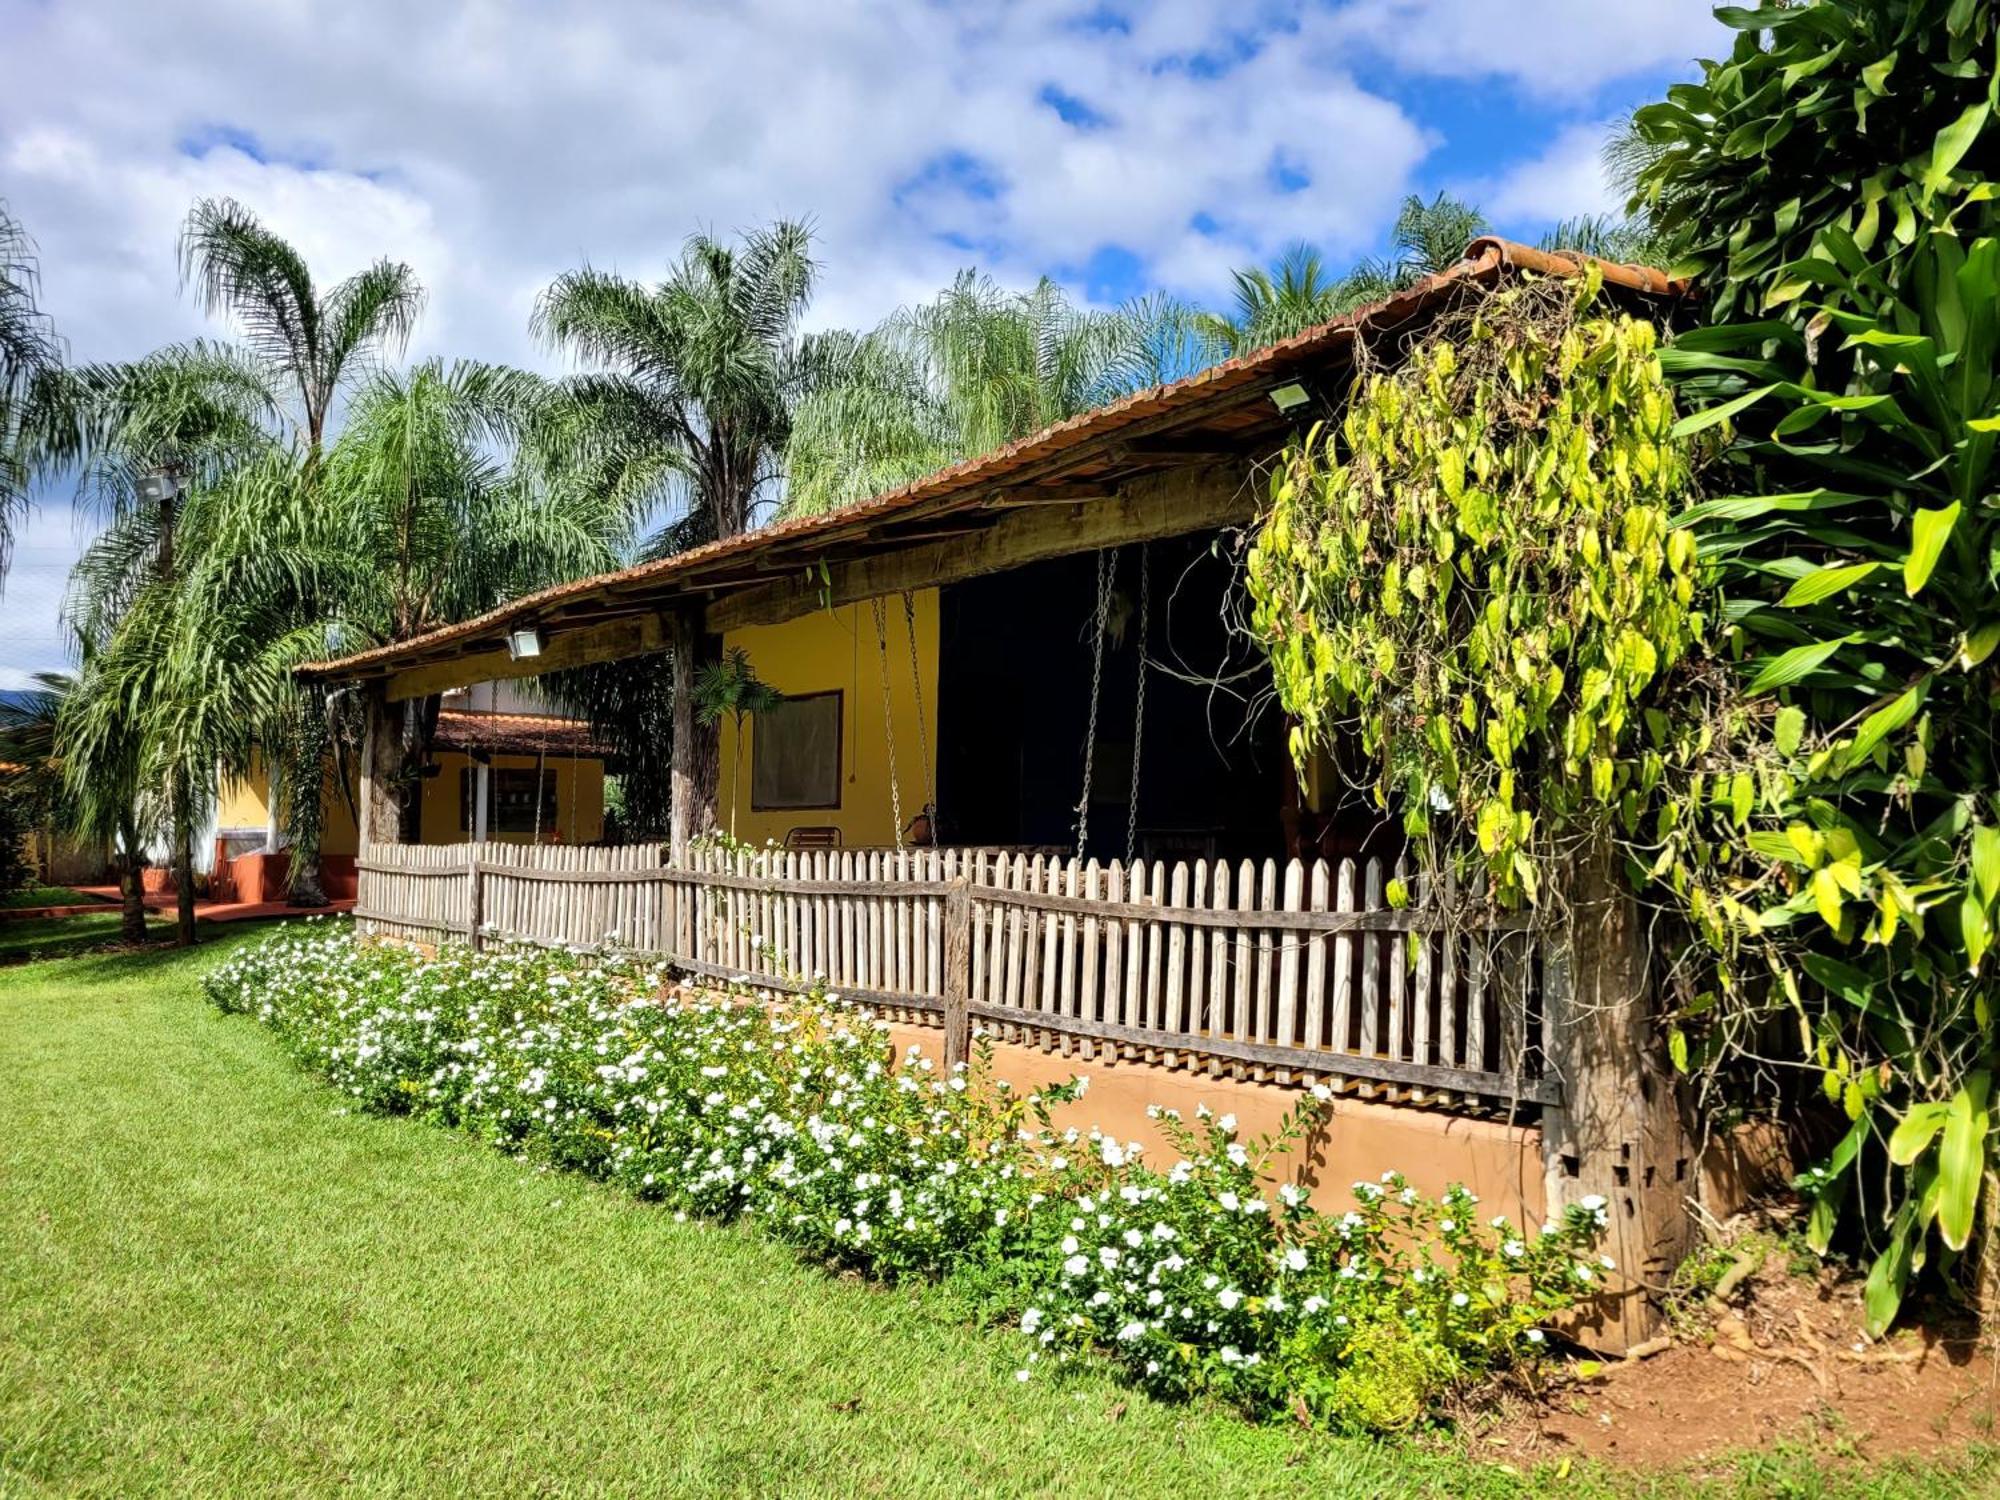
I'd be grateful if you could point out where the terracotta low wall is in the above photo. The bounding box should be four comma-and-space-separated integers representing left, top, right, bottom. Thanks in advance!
209, 850, 359, 904
879, 1019, 1548, 1228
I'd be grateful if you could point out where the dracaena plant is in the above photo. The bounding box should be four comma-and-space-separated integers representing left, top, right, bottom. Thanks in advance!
1633, 0, 2000, 1332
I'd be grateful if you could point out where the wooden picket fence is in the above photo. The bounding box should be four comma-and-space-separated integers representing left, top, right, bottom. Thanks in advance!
354, 842, 1557, 1112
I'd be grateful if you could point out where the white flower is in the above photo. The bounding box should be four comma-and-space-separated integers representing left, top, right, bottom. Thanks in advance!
1116, 1322, 1146, 1342
1015, 1369, 1031, 1382
1061, 1235, 1080, 1255
1217, 1288, 1242, 1310
1217, 1113, 1237, 1135
1282, 1248, 1309, 1273
1525, 1328, 1545, 1344
1451, 1292, 1470, 1308
1579, 1193, 1607, 1212
1063, 1255, 1090, 1277
1218, 1192, 1240, 1212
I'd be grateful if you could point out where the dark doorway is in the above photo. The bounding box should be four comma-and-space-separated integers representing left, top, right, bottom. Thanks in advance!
935, 534, 1290, 862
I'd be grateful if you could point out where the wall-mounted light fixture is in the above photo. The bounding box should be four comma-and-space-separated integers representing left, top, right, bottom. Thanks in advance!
1268, 382, 1311, 414
135, 468, 182, 504
506, 626, 544, 661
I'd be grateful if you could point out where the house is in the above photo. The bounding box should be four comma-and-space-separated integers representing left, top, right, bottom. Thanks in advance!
210, 680, 611, 903
296, 241, 1739, 1348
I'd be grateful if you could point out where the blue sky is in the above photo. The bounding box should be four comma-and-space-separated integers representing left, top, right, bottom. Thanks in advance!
0, 0, 1731, 687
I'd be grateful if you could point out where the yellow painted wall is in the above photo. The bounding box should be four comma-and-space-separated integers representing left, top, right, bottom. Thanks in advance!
222, 749, 598, 851
217, 752, 361, 857
419, 751, 605, 846
719, 591, 940, 848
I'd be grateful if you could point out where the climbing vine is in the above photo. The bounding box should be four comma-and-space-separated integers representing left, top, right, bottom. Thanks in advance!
1247, 273, 1705, 911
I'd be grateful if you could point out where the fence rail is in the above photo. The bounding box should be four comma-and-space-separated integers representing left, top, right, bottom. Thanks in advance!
355, 842, 1556, 1111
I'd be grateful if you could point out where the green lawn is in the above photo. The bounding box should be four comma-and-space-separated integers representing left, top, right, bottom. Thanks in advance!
0, 885, 105, 911
0, 932, 1989, 1498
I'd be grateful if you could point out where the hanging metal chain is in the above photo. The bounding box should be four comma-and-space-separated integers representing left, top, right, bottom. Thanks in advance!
1075, 546, 1118, 860
870, 596, 904, 851
1127, 542, 1149, 866
901, 589, 936, 826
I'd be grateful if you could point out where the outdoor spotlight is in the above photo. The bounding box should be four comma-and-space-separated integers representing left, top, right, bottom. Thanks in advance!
506, 626, 544, 661
1268, 382, 1311, 413
134, 468, 182, 503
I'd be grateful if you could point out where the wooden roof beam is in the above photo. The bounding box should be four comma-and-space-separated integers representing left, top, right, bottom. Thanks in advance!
704, 464, 1252, 634
382, 612, 668, 703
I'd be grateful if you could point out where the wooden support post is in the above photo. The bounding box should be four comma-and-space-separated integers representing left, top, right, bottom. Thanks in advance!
943, 877, 973, 1069
1539, 838, 1694, 1353
357, 683, 407, 853
669, 608, 720, 866
467, 848, 485, 952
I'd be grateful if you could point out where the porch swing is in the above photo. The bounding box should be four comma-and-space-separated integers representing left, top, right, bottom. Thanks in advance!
867, 590, 937, 852
1072, 542, 1149, 864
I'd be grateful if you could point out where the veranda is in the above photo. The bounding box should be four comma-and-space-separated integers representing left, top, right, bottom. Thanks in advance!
309, 240, 1721, 1347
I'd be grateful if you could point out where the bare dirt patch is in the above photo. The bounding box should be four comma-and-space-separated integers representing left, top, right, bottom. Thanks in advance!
1471, 1251, 1997, 1471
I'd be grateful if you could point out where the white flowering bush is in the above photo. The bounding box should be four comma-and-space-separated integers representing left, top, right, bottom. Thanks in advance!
208, 920, 1609, 1432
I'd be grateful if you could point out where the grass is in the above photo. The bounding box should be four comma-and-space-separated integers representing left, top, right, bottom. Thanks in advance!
1, 933, 1992, 1499
0, 910, 160, 963
0, 884, 105, 910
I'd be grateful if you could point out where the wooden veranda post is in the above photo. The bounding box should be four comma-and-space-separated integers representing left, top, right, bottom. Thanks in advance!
1540, 838, 1695, 1352
466, 847, 485, 952
669, 608, 721, 865
357, 683, 407, 852
942, 877, 972, 1069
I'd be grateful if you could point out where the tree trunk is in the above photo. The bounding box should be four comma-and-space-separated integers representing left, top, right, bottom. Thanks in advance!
1539, 834, 1694, 1352
286, 693, 329, 907
358, 684, 408, 852
669, 609, 721, 861
171, 777, 197, 947
117, 811, 147, 944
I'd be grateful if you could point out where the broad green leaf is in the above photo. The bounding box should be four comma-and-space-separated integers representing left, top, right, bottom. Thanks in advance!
1936, 1074, 1990, 1252
1774, 705, 1806, 757
1904, 503, 1960, 596
1672, 490, 1868, 526
1863, 1215, 1913, 1337
1887, 1102, 1948, 1166
1782, 560, 1879, 607
1747, 635, 1855, 693
1671, 383, 1777, 438
1923, 102, 1990, 198
1973, 825, 2000, 906
1842, 682, 1924, 769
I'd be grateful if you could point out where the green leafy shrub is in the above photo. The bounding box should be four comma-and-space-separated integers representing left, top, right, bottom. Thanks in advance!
1632, 0, 2000, 1331
207, 921, 1609, 1432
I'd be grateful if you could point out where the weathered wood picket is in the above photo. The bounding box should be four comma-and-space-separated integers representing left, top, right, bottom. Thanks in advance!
355, 842, 1555, 1111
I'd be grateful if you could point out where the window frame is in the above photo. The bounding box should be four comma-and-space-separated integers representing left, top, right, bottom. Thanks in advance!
749, 689, 844, 812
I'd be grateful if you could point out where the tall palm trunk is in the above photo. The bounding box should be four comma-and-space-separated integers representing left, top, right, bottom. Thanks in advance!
286, 694, 328, 907
171, 772, 196, 947
117, 809, 147, 943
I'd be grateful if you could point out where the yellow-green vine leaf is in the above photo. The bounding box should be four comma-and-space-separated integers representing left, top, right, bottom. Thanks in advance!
1936, 1074, 1991, 1252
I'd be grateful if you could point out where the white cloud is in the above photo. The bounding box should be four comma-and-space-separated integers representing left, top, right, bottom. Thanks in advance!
0, 0, 1721, 682
1477, 118, 1624, 227
1327, 0, 1724, 100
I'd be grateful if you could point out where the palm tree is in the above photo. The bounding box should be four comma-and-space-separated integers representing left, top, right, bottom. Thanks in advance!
1, 200, 63, 585
49, 342, 281, 942
1194, 244, 1360, 359
692, 647, 781, 840
3, 659, 160, 943
533, 220, 818, 544
784, 271, 1185, 518
179, 198, 422, 456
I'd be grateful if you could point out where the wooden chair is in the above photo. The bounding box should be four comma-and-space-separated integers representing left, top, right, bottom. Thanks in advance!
784, 825, 842, 850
